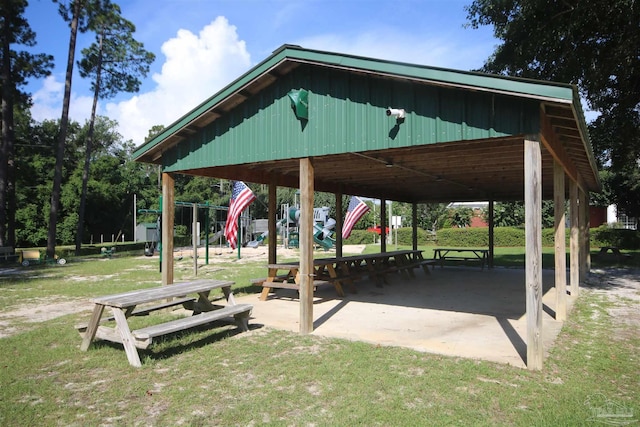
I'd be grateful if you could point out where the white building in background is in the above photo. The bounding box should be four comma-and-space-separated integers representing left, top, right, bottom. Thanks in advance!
607, 205, 638, 230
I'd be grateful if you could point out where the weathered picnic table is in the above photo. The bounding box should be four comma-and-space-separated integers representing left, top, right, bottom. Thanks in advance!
0, 246, 19, 263
257, 250, 433, 300
432, 248, 489, 270
77, 279, 252, 367
598, 246, 630, 260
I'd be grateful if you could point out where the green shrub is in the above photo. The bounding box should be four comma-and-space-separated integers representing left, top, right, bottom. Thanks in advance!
436, 227, 489, 247
591, 226, 640, 249
434, 225, 640, 249
494, 227, 525, 246
395, 227, 425, 245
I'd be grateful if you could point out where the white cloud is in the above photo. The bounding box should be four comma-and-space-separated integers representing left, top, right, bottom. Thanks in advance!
30, 76, 62, 122
30, 75, 94, 125
296, 29, 492, 71
105, 16, 251, 145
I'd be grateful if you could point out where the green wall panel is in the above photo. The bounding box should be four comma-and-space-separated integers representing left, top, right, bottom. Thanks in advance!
164, 65, 541, 173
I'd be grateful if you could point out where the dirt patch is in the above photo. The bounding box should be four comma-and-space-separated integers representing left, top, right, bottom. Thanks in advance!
585, 268, 640, 339
0, 298, 94, 338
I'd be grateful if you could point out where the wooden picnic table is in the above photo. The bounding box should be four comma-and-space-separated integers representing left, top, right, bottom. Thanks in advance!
78, 279, 252, 367
598, 246, 630, 260
258, 250, 433, 300
432, 248, 489, 270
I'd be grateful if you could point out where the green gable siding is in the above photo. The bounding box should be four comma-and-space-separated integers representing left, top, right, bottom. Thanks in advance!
163, 64, 540, 173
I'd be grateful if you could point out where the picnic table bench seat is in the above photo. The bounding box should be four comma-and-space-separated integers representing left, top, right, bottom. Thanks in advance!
131, 303, 253, 348
259, 278, 333, 297
400, 258, 438, 274
250, 275, 289, 286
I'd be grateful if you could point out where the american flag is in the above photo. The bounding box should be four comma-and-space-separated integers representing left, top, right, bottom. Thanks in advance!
224, 181, 256, 249
342, 196, 370, 239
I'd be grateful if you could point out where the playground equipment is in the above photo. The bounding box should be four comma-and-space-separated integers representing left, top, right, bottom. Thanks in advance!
20, 250, 66, 267
247, 206, 336, 250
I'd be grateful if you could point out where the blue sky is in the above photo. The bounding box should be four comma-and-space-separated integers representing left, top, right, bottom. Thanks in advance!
24, 0, 498, 146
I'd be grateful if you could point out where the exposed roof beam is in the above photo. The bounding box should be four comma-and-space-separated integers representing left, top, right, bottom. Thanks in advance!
540, 108, 588, 192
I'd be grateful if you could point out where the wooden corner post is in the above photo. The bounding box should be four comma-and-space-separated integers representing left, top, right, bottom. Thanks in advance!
579, 189, 589, 282
488, 198, 494, 268
554, 160, 567, 321
380, 199, 387, 253
569, 180, 580, 296
335, 192, 343, 258
412, 203, 418, 250
525, 138, 543, 370
268, 177, 277, 265
162, 172, 175, 286
299, 158, 314, 334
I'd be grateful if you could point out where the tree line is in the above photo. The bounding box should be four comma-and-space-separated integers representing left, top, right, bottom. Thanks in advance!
2, 0, 638, 252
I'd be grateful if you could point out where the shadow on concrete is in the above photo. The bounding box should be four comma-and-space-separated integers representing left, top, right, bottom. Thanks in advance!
323, 266, 556, 320
239, 266, 569, 368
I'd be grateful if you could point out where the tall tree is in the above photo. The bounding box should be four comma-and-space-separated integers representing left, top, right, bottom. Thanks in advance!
0, 0, 53, 247
15, 116, 83, 247
466, 0, 640, 217
74, 3, 154, 251
47, 0, 110, 258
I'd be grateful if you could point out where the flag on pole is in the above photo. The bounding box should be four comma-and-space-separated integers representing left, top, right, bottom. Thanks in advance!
342, 196, 370, 239
224, 181, 256, 249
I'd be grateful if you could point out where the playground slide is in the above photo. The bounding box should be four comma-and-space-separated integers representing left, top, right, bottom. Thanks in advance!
246, 208, 336, 250
247, 226, 334, 250
313, 224, 335, 250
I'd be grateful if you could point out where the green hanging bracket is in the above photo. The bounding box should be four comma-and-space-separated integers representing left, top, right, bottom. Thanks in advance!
288, 89, 309, 120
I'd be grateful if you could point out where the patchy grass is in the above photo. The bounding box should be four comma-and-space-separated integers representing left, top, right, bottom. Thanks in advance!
0, 252, 638, 426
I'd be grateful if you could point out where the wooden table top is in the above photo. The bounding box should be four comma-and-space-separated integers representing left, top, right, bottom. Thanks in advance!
90, 279, 234, 308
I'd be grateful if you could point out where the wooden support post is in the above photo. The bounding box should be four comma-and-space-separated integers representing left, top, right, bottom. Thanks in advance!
335, 192, 343, 258
585, 199, 591, 271
268, 177, 277, 265
299, 158, 314, 334
525, 138, 543, 370
412, 203, 418, 250
554, 160, 567, 321
192, 202, 198, 276
488, 198, 494, 268
380, 198, 387, 253
579, 189, 589, 282
162, 173, 175, 286
569, 180, 579, 296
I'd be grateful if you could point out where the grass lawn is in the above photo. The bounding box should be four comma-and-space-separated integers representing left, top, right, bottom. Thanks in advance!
0, 248, 638, 426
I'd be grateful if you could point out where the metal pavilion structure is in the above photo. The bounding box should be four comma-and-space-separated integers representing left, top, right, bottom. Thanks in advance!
133, 45, 600, 369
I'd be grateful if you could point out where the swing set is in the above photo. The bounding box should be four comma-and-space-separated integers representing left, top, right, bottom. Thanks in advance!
138, 198, 230, 268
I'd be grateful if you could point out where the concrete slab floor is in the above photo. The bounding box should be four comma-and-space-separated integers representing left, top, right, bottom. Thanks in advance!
236, 266, 574, 369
